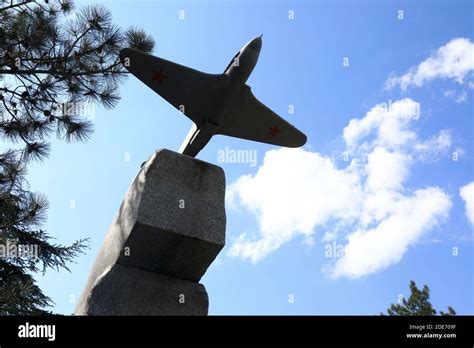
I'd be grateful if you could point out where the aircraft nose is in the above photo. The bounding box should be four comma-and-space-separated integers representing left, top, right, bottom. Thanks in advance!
249, 36, 262, 52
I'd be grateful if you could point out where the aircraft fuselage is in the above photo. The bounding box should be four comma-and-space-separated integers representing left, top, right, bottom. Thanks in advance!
179, 36, 263, 157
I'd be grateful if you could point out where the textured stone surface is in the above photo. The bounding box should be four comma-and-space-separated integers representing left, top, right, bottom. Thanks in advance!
75, 149, 225, 315
116, 149, 226, 280
76, 264, 208, 315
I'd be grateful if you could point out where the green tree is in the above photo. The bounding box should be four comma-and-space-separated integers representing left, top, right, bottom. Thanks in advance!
0, 150, 88, 314
0, 0, 154, 314
384, 280, 456, 316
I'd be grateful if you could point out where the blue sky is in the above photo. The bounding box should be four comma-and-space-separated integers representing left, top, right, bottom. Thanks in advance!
23, 0, 473, 314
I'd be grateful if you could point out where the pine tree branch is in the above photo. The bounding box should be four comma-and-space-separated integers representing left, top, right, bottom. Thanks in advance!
1, 98, 34, 147
64, 27, 93, 60
0, 67, 128, 76
0, 0, 34, 12
0, 0, 154, 314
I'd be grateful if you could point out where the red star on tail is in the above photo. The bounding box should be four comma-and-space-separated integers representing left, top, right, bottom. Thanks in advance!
151, 69, 168, 83
268, 125, 281, 138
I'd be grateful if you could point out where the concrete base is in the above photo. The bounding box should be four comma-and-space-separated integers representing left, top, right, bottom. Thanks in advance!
75, 149, 226, 315
76, 264, 209, 316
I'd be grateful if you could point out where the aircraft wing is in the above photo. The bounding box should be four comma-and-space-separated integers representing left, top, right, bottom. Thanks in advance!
119, 48, 228, 125
216, 85, 307, 147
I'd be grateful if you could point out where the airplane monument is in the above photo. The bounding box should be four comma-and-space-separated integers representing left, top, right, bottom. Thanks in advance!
75, 36, 306, 315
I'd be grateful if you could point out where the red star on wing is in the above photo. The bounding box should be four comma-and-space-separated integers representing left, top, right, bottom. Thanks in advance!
268, 125, 281, 138
151, 69, 168, 83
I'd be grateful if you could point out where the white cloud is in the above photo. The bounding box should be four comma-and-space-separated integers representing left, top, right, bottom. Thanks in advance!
227, 97, 453, 278
358, 147, 410, 226
343, 98, 451, 161
459, 182, 474, 225
413, 129, 452, 161
366, 147, 409, 192
453, 147, 466, 159
332, 187, 451, 278
444, 89, 468, 103
385, 38, 474, 91
343, 99, 420, 152
227, 148, 362, 263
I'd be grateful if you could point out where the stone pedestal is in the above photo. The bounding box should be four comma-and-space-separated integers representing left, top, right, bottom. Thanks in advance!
75, 149, 226, 315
